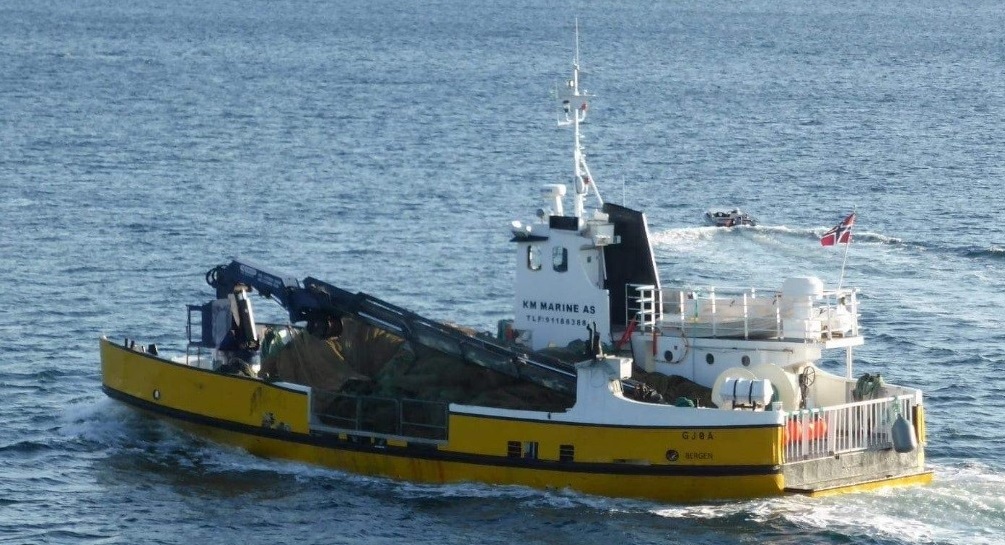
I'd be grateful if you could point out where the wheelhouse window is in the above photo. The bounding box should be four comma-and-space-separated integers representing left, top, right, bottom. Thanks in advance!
527, 245, 542, 271
552, 246, 568, 272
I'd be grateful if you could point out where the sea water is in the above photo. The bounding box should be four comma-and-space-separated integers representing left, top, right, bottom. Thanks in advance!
1, 0, 1003, 543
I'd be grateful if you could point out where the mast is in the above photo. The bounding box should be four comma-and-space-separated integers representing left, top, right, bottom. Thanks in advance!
558, 20, 603, 219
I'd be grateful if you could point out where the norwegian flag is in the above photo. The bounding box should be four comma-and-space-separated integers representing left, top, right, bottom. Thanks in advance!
821, 212, 856, 246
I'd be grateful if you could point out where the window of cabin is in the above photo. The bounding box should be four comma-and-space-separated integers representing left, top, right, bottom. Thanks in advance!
559, 444, 575, 462
552, 246, 568, 272
527, 245, 542, 271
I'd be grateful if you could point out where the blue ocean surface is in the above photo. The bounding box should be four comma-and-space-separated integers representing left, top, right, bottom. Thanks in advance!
2, 0, 1004, 543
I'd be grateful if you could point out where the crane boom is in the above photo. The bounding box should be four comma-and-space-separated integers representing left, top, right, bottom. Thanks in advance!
202, 259, 580, 395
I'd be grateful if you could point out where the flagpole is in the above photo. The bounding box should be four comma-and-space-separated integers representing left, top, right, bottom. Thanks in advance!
836, 207, 856, 292
837, 233, 851, 291
837, 207, 856, 381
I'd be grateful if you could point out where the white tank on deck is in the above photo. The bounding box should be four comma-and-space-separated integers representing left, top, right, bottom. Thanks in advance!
781, 277, 824, 339
782, 277, 823, 310
718, 377, 774, 409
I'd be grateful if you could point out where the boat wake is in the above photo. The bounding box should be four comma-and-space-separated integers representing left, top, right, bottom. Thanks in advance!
646, 462, 1005, 545
60, 401, 1002, 545
650, 224, 1005, 271
61, 398, 385, 496
379, 463, 1004, 545
965, 245, 1005, 260
649, 226, 720, 252
652, 224, 902, 247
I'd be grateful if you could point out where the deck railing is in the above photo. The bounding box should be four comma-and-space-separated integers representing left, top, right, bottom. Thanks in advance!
625, 283, 661, 328
784, 395, 916, 462
311, 391, 449, 442
627, 284, 859, 341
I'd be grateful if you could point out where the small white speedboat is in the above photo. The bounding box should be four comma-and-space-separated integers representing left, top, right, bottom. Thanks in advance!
705, 208, 757, 227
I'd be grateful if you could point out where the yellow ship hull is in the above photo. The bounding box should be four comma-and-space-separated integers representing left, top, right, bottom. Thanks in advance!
100, 338, 927, 503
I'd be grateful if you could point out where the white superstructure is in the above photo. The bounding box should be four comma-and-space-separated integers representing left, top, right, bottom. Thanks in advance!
508, 27, 900, 420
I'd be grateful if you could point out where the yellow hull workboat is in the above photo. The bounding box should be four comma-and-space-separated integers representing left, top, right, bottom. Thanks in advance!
100, 28, 930, 503
100, 258, 929, 503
